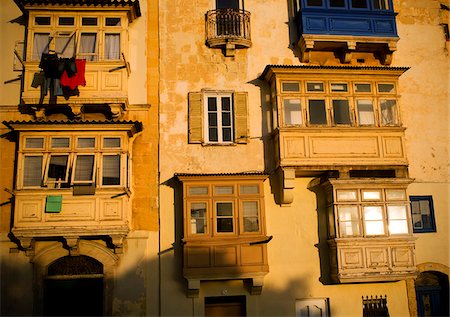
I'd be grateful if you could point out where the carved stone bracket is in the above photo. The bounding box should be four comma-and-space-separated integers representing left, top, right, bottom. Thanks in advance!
20, 237, 36, 257
64, 237, 80, 256
249, 277, 264, 295
278, 168, 296, 206
109, 103, 125, 119
111, 235, 125, 254
187, 279, 200, 298
69, 104, 83, 119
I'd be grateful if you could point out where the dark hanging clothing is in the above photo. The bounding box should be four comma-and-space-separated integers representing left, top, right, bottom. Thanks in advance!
39, 53, 59, 79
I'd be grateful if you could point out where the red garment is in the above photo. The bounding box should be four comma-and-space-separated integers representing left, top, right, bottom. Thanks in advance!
60, 59, 86, 89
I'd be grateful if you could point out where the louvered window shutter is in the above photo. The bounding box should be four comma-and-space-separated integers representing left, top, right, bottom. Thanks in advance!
234, 92, 248, 144
188, 92, 204, 143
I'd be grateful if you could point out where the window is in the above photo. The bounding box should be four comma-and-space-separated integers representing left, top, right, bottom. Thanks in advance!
188, 91, 248, 144
296, 298, 330, 317
181, 177, 266, 239
30, 13, 125, 61
276, 78, 399, 127
334, 188, 410, 237
410, 196, 436, 233
363, 295, 389, 317
20, 133, 127, 189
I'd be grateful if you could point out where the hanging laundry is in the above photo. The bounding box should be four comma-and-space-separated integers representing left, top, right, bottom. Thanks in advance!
39, 53, 59, 79
60, 59, 86, 89
57, 57, 77, 78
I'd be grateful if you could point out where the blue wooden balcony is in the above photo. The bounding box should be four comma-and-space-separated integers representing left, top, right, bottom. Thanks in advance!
295, 0, 399, 64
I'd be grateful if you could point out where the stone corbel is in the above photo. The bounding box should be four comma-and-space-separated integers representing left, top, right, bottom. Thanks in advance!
111, 235, 124, 254
249, 277, 264, 295
187, 279, 200, 298
20, 237, 35, 257
340, 41, 356, 63
65, 237, 79, 256
109, 103, 124, 119
69, 104, 83, 119
279, 168, 296, 206
380, 51, 393, 65
299, 38, 315, 63
34, 108, 46, 121
225, 41, 236, 57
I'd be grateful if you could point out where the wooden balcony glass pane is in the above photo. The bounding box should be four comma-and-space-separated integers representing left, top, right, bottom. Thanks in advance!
25, 137, 44, 149
23, 156, 43, 187
284, 99, 302, 126
190, 202, 207, 234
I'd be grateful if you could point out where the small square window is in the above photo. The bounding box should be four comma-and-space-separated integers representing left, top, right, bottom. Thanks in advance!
355, 83, 372, 93
410, 196, 436, 233
282, 82, 300, 92
240, 185, 259, 195
362, 190, 382, 201
331, 83, 348, 92
330, 0, 345, 7
35, 17, 51, 25
51, 137, 70, 148
378, 83, 395, 93
188, 186, 208, 195
105, 17, 121, 26
215, 186, 233, 195
82, 17, 98, 26
306, 0, 323, 6
104, 137, 121, 148
77, 138, 95, 148
58, 17, 75, 26
307, 82, 324, 92
25, 137, 44, 149
336, 190, 358, 201
351, 0, 368, 9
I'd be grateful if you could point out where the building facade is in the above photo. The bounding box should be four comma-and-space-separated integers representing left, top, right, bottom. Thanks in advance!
0, 0, 448, 316
1, 0, 160, 315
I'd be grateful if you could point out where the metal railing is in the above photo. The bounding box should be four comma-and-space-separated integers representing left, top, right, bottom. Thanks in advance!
206, 9, 251, 43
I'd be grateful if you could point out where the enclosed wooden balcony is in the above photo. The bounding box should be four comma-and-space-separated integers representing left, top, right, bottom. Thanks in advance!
295, 0, 399, 64
206, 9, 251, 56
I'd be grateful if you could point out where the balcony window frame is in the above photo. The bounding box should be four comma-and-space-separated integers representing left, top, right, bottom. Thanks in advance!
182, 179, 266, 240
204, 92, 234, 144
276, 77, 400, 128
18, 133, 128, 190
28, 12, 127, 62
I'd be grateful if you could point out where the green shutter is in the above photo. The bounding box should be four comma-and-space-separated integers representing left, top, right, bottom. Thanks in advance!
45, 195, 62, 213
234, 92, 248, 144
188, 92, 203, 143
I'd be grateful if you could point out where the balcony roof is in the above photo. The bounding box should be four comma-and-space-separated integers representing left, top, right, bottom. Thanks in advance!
176, 172, 268, 180
14, 0, 141, 19
260, 64, 409, 81
3, 120, 143, 135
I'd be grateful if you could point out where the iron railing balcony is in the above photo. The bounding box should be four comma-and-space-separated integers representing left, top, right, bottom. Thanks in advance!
206, 9, 251, 56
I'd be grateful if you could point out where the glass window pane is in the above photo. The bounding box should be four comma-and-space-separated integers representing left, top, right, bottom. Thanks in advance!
25, 138, 44, 149
190, 202, 206, 234
209, 128, 218, 142
221, 97, 231, 111
387, 205, 407, 219
378, 83, 395, 93
208, 113, 218, 126
389, 220, 408, 234
74, 155, 94, 182
330, 0, 345, 7
362, 190, 381, 200
351, 0, 368, 8
79, 33, 97, 61
309, 100, 327, 124
51, 137, 70, 148
188, 186, 208, 195
217, 218, 233, 232
105, 18, 121, 26
282, 82, 300, 92
355, 83, 372, 92
48, 155, 68, 181
336, 190, 357, 201
35, 16, 51, 25
386, 189, 406, 200
419, 200, 431, 215
58, 17, 74, 26
23, 156, 43, 187
33, 33, 50, 60
332, 100, 351, 124
331, 83, 348, 92
243, 201, 259, 232
82, 17, 98, 26
222, 112, 231, 126
217, 202, 233, 216
338, 205, 360, 237
373, 0, 388, 10
380, 100, 397, 125
55, 35, 76, 58
105, 34, 121, 60
208, 97, 217, 111
307, 82, 324, 92
102, 155, 120, 185
222, 128, 232, 141
215, 186, 233, 195
306, 0, 323, 6
78, 138, 95, 148
363, 206, 384, 235
104, 137, 121, 148
284, 99, 302, 126
240, 185, 259, 195
363, 206, 383, 220
357, 100, 375, 125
